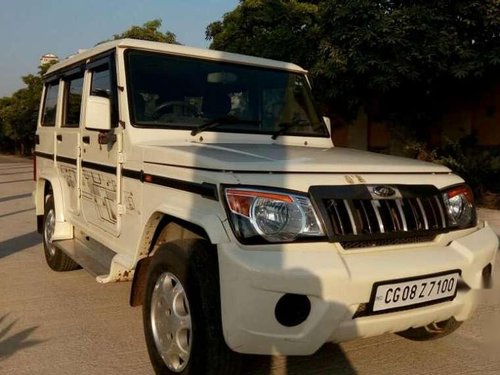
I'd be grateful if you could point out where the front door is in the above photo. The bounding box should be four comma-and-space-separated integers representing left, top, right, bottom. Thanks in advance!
80, 56, 121, 236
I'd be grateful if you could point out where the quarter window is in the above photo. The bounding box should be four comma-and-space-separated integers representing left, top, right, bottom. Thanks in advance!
42, 82, 59, 126
63, 74, 84, 127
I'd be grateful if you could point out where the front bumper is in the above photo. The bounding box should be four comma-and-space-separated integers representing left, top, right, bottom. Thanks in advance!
217, 222, 498, 355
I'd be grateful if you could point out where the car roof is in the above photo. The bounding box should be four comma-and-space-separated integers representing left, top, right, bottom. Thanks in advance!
46, 38, 307, 76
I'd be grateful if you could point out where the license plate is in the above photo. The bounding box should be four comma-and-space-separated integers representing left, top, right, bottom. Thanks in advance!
372, 271, 460, 313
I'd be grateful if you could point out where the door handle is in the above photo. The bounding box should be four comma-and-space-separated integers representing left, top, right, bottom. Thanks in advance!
56, 134, 62, 141
82, 136, 90, 144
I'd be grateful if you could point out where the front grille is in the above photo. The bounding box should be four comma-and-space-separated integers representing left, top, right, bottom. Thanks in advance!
309, 185, 450, 249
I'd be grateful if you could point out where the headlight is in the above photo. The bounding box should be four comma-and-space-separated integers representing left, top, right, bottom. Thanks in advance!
224, 188, 325, 243
442, 185, 476, 228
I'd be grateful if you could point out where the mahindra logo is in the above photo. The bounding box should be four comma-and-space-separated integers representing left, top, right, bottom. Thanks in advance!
372, 185, 396, 198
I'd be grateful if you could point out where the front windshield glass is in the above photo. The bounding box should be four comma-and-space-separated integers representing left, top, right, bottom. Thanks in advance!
126, 50, 328, 137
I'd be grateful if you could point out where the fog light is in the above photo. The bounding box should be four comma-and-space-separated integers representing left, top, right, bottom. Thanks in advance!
275, 294, 311, 327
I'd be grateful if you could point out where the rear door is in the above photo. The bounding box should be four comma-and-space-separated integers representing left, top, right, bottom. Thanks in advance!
55, 67, 85, 217
36, 80, 59, 170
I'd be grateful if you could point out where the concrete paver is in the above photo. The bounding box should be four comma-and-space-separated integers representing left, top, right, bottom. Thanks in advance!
0, 154, 498, 374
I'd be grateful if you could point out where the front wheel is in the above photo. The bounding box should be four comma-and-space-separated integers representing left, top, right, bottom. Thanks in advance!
397, 318, 463, 341
143, 239, 241, 375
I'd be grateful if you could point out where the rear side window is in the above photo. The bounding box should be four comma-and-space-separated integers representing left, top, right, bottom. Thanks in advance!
63, 74, 84, 127
42, 82, 59, 126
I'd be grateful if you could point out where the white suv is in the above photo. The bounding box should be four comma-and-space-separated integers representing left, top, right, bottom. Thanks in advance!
34, 39, 498, 374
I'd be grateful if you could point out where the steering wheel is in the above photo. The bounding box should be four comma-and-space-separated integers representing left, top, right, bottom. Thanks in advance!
152, 101, 185, 118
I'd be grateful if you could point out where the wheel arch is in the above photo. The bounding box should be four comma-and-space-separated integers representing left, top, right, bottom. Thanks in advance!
130, 212, 217, 307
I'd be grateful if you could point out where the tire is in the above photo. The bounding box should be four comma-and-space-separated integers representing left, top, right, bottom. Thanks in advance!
143, 239, 241, 375
42, 195, 79, 271
397, 318, 463, 341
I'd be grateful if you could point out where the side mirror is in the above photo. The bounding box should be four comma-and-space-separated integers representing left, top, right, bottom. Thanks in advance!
323, 116, 331, 136
85, 96, 111, 131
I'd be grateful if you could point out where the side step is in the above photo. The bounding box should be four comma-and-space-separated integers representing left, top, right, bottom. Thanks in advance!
54, 238, 115, 279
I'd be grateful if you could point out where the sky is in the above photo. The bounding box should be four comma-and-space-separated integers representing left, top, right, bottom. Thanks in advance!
0, 0, 239, 97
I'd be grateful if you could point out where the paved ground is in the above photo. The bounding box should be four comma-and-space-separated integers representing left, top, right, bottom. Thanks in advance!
0, 154, 499, 375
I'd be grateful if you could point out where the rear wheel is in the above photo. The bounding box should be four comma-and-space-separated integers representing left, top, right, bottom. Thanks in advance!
397, 318, 463, 341
42, 195, 79, 271
143, 239, 241, 375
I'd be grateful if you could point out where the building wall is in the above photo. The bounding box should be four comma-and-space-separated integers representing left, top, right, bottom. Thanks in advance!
333, 81, 500, 151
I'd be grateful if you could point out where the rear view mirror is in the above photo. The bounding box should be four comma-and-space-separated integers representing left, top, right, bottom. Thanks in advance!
207, 72, 237, 84
85, 96, 111, 131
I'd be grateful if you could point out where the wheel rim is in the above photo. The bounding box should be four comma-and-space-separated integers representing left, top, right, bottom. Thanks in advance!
44, 209, 56, 256
151, 272, 192, 372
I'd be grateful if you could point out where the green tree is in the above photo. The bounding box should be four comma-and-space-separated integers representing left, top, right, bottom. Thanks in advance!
112, 19, 177, 43
207, 0, 320, 70
315, 0, 500, 127
0, 63, 53, 155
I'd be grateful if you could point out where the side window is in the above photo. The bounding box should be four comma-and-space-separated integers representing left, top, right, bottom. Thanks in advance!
89, 62, 118, 126
91, 65, 111, 98
42, 82, 59, 126
63, 74, 84, 127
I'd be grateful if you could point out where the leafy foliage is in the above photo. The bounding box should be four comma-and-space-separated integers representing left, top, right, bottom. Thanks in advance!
316, 0, 500, 123
403, 135, 500, 205
112, 19, 177, 44
0, 64, 53, 154
207, 0, 321, 69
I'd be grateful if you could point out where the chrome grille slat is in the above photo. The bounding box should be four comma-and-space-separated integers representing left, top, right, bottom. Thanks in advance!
343, 200, 358, 235
395, 199, 408, 231
328, 200, 345, 235
371, 200, 385, 233
361, 200, 374, 234
434, 196, 447, 228
385, 200, 399, 232
416, 198, 429, 230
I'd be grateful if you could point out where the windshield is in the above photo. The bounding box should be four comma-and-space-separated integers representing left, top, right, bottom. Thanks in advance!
126, 50, 328, 138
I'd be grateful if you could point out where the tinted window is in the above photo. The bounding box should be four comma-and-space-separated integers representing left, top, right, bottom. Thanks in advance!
63, 74, 84, 127
42, 82, 59, 126
91, 65, 111, 98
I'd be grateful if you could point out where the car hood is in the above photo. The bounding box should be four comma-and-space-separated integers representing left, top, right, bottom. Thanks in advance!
141, 143, 450, 174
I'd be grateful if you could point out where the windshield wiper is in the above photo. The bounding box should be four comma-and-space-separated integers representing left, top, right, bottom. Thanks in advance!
190, 115, 261, 136
271, 120, 310, 140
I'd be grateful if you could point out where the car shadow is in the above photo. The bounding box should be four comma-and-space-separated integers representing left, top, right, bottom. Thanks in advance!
0, 208, 35, 220
241, 343, 356, 375
0, 193, 32, 204
0, 179, 33, 185
0, 171, 33, 176
0, 314, 44, 361
0, 231, 41, 259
